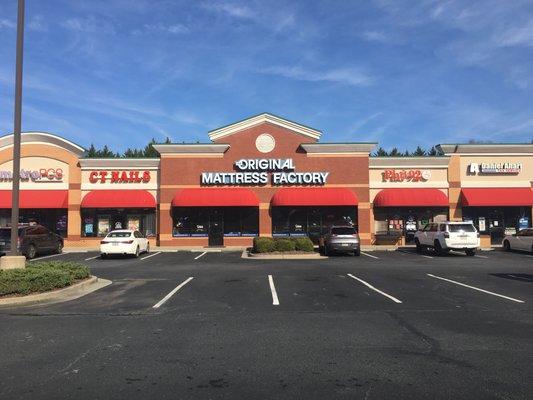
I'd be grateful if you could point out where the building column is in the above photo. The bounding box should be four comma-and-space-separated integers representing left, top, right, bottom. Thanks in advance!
358, 202, 371, 246
259, 203, 272, 237
158, 202, 172, 246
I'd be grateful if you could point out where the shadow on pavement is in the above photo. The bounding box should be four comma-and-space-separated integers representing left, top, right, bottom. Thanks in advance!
490, 273, 533, 283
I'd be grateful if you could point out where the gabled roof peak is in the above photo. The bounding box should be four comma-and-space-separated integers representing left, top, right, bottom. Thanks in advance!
208, 113, 322, 141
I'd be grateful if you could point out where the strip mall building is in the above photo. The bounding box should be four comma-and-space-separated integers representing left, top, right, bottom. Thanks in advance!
0, 114, 532, 249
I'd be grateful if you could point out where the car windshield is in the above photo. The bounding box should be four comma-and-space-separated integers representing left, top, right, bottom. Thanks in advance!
331, 227, 356, 235
107, 232, 132, 238
448, 224, 476, 233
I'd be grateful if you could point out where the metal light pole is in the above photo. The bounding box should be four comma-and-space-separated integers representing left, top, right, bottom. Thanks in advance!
10, 0, 25, 256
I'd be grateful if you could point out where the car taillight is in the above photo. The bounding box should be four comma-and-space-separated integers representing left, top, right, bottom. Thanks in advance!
100, 240, 109, 244
125, 240, 134, 244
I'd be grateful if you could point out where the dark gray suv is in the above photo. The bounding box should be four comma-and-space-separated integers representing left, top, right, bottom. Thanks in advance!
0, 225, 63, 259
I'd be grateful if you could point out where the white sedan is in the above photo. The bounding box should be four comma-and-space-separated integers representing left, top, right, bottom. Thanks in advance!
502, 228, 533, 253
100, 230, 150, 258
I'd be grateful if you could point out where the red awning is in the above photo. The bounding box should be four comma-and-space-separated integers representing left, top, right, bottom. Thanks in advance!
81, 190, 156, 208
0, 190, 68, 209
373, 188, 449, 207
271, 188, 358, 206
172, 188, 259, 207
460, 188, 533, 206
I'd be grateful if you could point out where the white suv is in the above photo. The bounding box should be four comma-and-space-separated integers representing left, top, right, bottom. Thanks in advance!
414, 222, 480, 256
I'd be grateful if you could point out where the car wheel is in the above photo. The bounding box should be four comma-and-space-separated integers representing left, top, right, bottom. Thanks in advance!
55, 241, 63, 254
434, 240, 443, 256
503, 240, 511, 252
146, 242, 150, 254
415, 238, 422, 253
134, 246, 140, 258
323, 245, 329, 256
465, 249, 476, 256
101, 253, 107, 259
353, 249, 361, 257
26, 244, 36, 260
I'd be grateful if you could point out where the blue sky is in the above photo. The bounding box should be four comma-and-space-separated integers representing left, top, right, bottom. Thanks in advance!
0, 0, 532, 153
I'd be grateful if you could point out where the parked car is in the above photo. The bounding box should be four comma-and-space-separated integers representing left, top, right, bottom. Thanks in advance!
319, 226, 360, 256
414, 221, 480, 256
502, 228, 533, 253
100, 230, 149, 258
0, 224, 63, 259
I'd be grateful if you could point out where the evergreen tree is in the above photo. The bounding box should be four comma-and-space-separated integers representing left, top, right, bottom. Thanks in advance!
98, 145, 116, 158
413, 146, 426, 156
403, 149, 411, 157
428, 146, 438, 156
372, 147, 388, 157
389, 147, 400, 157
143, 138, 159, 158
86, 144, 98, 158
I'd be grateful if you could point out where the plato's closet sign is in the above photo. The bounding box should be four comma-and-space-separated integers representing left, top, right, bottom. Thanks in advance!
201, 158, 329, 185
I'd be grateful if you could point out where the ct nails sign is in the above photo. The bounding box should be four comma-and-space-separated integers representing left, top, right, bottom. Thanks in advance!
201, 158, 329, 185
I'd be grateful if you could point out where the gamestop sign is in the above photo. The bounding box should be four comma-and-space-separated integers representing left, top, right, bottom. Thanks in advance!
201, 158, 329, 185
89, 170, 151, 184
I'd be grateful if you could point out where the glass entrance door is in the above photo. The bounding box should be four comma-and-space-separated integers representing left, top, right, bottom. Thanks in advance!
208, 210, 224, 246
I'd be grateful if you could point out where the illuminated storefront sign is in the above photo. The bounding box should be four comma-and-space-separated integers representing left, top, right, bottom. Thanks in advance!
89, 170, 151, 183
382, 169, 431, 182
0, 168, 63, 182
468, 162, 522, 174
201, 158, 329, 185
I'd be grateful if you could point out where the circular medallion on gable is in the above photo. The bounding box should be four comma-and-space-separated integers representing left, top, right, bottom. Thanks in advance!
255, 133, 275, 153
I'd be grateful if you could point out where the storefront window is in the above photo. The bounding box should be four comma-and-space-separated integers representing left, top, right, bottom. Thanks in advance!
81, 208, 156, 237
373, 207, 448, 244
462, 206, 532, 245
172, 207, 259, 237
0, 209, 68, 237
272, 206, 358, 242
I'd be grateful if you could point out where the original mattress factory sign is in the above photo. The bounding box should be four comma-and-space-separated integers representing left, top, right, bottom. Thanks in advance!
201, 158, 329, 185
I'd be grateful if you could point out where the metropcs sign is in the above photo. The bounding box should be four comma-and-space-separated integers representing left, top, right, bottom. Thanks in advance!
0, 168, 63, 182
468, 162, 522, 175
201, 158, 329, 185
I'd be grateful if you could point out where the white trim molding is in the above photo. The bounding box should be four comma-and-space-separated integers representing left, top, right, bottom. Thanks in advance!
208, 113, 322, 141
153, 144, 230, 155
0, 132, 85, 156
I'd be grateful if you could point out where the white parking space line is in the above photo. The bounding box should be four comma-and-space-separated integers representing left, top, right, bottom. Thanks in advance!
347, 274, 402, 304
153, 277, 194, 309
427, 274, 525, 303
397, 249, 433, 259
141, 251, 161, 261
361, 251, 379, 259
29, 253, 64, 262
474, 255, 488, 259
84, 255, 100, 261
268, 275, 280, 306
194, 251, 207, 260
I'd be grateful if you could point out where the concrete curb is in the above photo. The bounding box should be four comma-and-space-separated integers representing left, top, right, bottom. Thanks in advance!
0, 276, 112, 308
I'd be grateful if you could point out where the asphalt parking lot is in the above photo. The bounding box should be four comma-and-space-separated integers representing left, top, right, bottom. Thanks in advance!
1, 248, 532, 399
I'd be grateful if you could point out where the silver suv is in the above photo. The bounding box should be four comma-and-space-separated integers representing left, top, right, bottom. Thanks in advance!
320, 226, 360, 256
414, 221, 480, 256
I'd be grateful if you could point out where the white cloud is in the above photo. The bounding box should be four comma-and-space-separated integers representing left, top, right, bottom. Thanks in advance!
136, 23, 189, 35
28, 16, 47, 32
0, 19, 16, 29
496, 19, 533, 47
260, 66, 375, 87
202, 2, 255, 19
62, 17, 115, 34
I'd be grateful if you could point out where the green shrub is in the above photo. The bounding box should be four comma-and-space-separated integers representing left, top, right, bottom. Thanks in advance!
273, 238, 296, 252
293, 237, 314, 252
253, 237, 276, 253
0, 261, 90, 297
